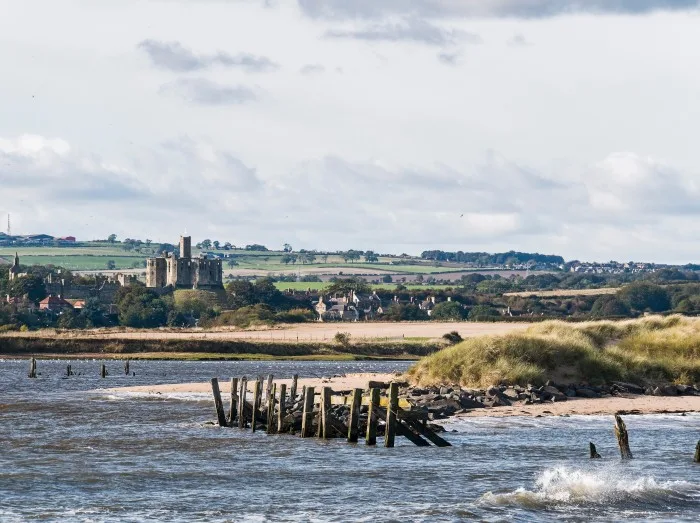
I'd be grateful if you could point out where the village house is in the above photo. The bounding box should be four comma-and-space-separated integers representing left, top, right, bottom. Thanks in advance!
39, 295, 74, 313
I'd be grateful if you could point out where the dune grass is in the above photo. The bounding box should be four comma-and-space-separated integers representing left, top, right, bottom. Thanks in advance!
407, 315, 700, 388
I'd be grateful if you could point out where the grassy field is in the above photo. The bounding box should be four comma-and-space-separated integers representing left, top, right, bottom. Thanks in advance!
273, 281, 459, 292
504, 288, 620, 298
408, 315, 700, 388
0, 254, 148, 270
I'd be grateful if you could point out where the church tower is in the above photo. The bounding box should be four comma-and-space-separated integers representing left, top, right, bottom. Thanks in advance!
9, 252, 20, 281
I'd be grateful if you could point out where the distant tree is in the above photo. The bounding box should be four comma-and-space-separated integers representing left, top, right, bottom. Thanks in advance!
283, 243, 293, 253
322, 254, 329, 264
9, 275, 47, 303
299, 252, 316, 264
107, 234, 117, 243
116, 285, 171, 328
106, 260, 116, 270
384, 303, 428, 321
467, 304, 499, 320
245, 244, 269, 251
431, 301, 465, 321
223, 242, 233, 250
81, 297, 106, 327
227, 259, 239, 269
160, 243, 176, 253
382, 274, 393, 283
618, 282, 671, 312
415, 274, 424, 283
226, 280, 257, 309
364, 251, 379, 263
145, 239, 152, 245
201, 239, 212, 250
281, 254, 297, 265
324, 277, 371, 296
591, 295, 631, 317
213, 240, 220, 250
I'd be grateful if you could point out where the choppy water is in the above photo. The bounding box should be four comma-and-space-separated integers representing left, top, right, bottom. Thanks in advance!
1, 359, 699, 522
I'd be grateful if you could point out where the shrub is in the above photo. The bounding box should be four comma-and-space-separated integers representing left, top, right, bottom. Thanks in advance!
442, 331, 463, 344
334, 332, 351, 346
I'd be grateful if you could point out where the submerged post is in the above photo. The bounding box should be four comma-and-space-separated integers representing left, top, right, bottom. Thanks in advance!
278, 383, 287, 433
210, 378, 227, 427
317, 387, 331, 439
100, 364, 107, 379
266, 374, 274, 407
238, 377, 248, 429
28, 358, 37, 379
347, 388, 362, 443
385, 382, 399, 448
252, 379, 262, 433
694, 441, 700, 463
366, 387, 380, 446
267, 383, 277, 434
124, 360, 130, 375
229, 377, 239, 427
290, 374, 299, 401
66, 364, 72, 377
614, 415, 633, 459
590, 442, 602, 459
301, 386, 315, 438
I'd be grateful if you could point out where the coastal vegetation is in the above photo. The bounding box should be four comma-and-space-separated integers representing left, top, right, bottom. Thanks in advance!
408, 315, 700, 388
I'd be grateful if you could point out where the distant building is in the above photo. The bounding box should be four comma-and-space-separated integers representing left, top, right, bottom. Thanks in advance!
146, 236, 223, 290
58, 236, 76, 242
8, 252, 27, 281
39, 295, 73, 312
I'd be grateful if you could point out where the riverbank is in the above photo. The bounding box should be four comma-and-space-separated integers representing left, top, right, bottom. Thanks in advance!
103, 373, 700, 418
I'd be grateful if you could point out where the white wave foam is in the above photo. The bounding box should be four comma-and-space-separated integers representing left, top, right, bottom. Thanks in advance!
478, 466, 698, 508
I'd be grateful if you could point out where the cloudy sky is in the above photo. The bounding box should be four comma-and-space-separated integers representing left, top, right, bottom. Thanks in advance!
1, 0, 699, 263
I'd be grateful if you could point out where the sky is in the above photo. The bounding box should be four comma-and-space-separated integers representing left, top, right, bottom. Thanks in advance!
1, 0, 699, 263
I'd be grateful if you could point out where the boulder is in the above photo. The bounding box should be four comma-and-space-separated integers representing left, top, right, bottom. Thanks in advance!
575, 388, 599, 399
661, 384, 679, 396
612, 381, 645, 395
458, 394, 485, 409
503, 388, 520, 400
542, 385, 567, 401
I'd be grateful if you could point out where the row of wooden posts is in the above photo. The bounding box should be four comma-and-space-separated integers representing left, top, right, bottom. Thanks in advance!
27, 357, 131, 378
210, 375, 451, 448
590, 414, 700, 463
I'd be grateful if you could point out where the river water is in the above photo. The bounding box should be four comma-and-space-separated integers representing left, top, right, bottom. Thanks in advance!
1, 359, 699, 522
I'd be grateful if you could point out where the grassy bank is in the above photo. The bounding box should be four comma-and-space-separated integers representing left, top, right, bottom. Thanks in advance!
408, 315, 700, 387
0, 336, 440, 360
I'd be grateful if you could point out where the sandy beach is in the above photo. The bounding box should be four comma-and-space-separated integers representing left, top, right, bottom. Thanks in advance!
103, 373, 700, 417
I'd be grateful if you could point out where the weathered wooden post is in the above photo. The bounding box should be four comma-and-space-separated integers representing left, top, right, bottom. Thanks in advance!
66, 364, 72, 377
290, 374, 299, 401
614, 415, 633, 459
347, 388, 362, 443
317, 387, 331, 439
228, 377, 239, 427
277, 383, 287, 433
385, 382, 399, 448
252, 379, 262, 433
694, 440, 700, 463
590, 442, 601, 459
266, 383, 277, 434
266, 374, 274, 407
210, 378, 228, 427
366, 387, 380, 446
301, 386, 315, 438
238, 377, 248, 429
100, 364, 107, 378
28, 358, 37, 378
124, 360, 130, 375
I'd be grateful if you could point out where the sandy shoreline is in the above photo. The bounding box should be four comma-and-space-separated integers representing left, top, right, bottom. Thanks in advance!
102, 373, 700, 417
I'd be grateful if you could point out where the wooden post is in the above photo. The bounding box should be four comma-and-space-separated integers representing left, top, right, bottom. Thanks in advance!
317, 387, 331, 439
66, 364, 72, 377
385, 382, 398, 448
266, 374, 274, 407
290, 374, 299, 401
252, 379, 262, 433
301, 386, 315, 438
228, 377, 239, 427
366, 388, 380, 445
347, 388, 362, 443
590, 442, 602, 459
266, 383, 277, 434
614, 415, 633, 459
124, 360, 130, 375
694, 440, 700, 463
238, 377, 247, 429
210, 378, 227, 427
100, 364, 107, 378
277, 383, 287, 433
28, 358, 37, 378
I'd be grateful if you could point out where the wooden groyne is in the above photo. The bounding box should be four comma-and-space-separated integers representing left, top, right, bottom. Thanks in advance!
210, 375, 451, 448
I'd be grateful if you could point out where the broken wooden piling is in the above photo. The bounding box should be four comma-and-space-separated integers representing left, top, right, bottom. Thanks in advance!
238, 377, 248, 429
266, 383, 277, 435
278, 383, 287, 433
211, 378, 227, 427
347, 388, 362, 443
366, 387, 380, 446
124, 360, 130, 375
100, 364, 107, 379
252, 379, 262, 433
28, 358, 37, 379
301, 386, 315, 438
694, 440, 700, 463
590, 442, 601, 458
228, 377, 239, 427
614, 415, 633, 459
384, 382, 399, 448
290, 374, 298, 401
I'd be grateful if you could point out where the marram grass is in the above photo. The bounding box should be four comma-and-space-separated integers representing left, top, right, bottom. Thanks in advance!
407, 315, 700, 388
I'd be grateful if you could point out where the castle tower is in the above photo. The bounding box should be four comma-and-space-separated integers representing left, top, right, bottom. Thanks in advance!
180, 236, 192, 259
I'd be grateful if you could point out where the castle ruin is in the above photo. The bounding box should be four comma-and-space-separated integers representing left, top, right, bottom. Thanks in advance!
146, 236, 223, 290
